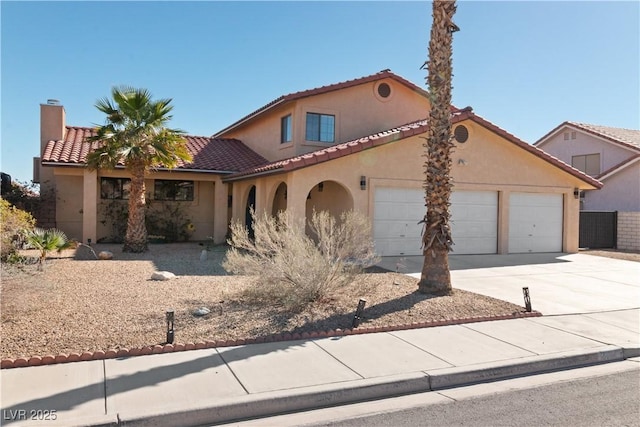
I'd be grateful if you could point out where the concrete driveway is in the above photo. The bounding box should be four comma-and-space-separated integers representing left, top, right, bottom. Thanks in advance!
377, 253, 640, 315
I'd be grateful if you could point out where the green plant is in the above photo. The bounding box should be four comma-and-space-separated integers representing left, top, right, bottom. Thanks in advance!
85, 86, 192, 253
98, 200, 129, 243
146, 200, 194, 243
24, 228, 71, 270
98, 199, 194, 243
223, 209, 379, 312
0, 199, 36, 261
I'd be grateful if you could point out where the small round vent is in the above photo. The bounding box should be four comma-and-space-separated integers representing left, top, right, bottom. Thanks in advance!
454, 125, 469, 143
377, 83, 391, 98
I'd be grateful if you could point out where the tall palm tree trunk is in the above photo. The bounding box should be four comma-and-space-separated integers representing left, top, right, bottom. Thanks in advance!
418, 0, 458, 295
123, 164, 148, 253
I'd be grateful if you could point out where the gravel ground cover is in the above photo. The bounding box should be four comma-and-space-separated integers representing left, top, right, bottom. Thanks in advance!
1, 243, 535, 360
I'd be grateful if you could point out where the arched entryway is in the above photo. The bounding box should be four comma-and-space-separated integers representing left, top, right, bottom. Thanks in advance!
271, 182, 287, 216
245, 185, 256, 238
305, 180, 353, 231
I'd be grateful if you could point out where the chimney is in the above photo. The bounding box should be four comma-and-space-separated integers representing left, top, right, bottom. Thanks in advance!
40, 100, 66, 156
38, 100, 66, 193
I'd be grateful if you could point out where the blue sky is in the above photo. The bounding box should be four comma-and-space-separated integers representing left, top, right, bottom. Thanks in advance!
2, 1, 638, 184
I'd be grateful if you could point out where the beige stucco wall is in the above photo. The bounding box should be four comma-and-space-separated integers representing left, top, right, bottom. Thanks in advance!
49, 166, 229, 244
230, 119, 594, 253
221, 78, 431, 162
54, 172, 84, 241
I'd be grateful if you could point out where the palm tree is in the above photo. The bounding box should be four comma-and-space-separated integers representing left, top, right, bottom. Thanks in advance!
25, 228, 70, 270
86, 87, 192, 252
418, 0, 459, 295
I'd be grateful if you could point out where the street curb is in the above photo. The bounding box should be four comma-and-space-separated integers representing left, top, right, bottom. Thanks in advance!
106, 345, 624, 427
428, 345, 624, 390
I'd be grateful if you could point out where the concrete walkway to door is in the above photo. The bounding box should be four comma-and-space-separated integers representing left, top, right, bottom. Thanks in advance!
377, 253, 640, 315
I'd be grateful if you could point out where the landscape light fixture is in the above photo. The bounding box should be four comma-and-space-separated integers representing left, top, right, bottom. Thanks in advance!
166, 310, 175, 344
352, 298, 367, 328
522, 287, 532, 312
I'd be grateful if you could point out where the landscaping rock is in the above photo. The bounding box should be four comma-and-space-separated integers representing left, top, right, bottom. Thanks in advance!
98, 251, 113, 260
151, 271, 176, 281
74, 244, 98, 260
193, 307, 211, 316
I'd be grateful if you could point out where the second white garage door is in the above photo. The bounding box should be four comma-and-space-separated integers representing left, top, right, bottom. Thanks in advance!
508, 193, 563, 253
373, 188, 498, 256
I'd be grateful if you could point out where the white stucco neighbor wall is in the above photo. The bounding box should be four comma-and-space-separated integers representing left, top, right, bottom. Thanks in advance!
617, 212, 640, 251
583, 164, 640, 211
539, 128, 634, 174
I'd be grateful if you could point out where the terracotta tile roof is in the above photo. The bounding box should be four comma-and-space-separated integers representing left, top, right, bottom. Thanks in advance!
535, 121, 640, 152
212, 69, 431, 137
223, 108, 603, 189
42, 126, 268, 173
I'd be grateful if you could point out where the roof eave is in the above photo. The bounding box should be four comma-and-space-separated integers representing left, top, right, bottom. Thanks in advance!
222, 167, 284, 182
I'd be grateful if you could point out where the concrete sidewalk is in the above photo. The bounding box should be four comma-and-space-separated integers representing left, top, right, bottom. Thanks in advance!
2, 309, 639, 427
2, 253, 639, 427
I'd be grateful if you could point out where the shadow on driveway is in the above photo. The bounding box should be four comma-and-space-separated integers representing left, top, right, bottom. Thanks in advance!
378, 253, 572, 274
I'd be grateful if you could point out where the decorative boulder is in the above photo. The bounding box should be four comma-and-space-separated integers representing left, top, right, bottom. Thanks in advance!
151, 271, 176, 281
74, 244, 98, 260
193, 307, 211, 316
98, 251, 113, 260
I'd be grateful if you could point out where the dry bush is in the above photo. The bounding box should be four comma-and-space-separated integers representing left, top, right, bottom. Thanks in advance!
1, 199, 36, 261
223, 209, 380, 311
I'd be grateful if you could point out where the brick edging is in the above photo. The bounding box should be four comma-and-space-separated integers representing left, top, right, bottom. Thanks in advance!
0, 311, 541, 369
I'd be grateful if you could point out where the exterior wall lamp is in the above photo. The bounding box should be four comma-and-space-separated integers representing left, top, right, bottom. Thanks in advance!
360, 176, 367, 190
573, 188, 581, 199
318, 182, 324, 192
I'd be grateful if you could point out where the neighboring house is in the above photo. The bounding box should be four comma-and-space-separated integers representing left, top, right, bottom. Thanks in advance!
35, 70, 601, 255
534, 122, 640, 251
534, 122, 640, 212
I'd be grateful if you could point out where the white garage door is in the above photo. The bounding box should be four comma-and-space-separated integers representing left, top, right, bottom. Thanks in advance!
509, 193, 563, 253
373, 188, 498, 256
450, 191, 498, 254
373, 188, 424, 256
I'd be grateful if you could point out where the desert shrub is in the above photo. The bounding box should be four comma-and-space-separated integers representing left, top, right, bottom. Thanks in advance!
98, 200, 128, 243
1, 180, 41, 214
98, 199, 194, 243
146, 200, 194, 242
24, 228, 71, 270
0, 199, 36, 261
223, 209, 379, 311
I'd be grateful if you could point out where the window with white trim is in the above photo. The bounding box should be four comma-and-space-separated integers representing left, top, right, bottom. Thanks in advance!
572, 153, 600, 176
305, 113, 335, 143
281, 114, 292, 144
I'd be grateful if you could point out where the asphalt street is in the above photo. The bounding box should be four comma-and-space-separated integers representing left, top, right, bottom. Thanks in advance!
223, 360, 640, 427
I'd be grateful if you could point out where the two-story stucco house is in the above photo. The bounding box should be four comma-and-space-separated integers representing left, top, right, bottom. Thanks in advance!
534, 122, 640, 212
534, 122, 639, 251
36, 70, 601, 255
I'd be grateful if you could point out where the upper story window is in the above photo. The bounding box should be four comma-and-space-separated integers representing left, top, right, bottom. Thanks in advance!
572, 153, 600, 176
154, 180, 194, 201
281, 114, 292, 144
101, 178, 130, 200
305, 113, 335, 143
